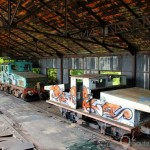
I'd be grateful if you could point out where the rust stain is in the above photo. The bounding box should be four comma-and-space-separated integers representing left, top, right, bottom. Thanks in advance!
22, 0, 32, 7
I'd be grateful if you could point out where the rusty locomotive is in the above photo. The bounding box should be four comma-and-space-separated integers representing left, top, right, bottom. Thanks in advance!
0, 61, 49, 101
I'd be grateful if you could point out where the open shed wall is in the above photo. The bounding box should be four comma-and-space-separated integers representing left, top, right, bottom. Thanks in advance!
38, 54, 150, 89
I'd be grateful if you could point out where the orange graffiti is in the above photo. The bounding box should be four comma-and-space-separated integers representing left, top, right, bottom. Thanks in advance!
102, 103, 121, 117
50, 85, 62, 98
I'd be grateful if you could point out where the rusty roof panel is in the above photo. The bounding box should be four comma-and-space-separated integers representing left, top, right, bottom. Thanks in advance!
0, 0, 149, 58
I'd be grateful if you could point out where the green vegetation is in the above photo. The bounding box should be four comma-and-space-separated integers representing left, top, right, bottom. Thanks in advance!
0, 57, 14, 64
70, 70, 84, 83
47, 68, 57, 84
32, 68, 40, 74
100, 71, 121, 85
69, 140, 105, 150
70, 70, 84, 75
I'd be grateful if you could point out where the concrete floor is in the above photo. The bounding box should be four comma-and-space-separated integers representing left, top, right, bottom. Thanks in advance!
0, 114, 34, 150
0, 91, 146, 150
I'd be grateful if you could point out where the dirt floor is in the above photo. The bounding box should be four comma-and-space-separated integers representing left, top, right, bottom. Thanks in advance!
0, 91, 149, 150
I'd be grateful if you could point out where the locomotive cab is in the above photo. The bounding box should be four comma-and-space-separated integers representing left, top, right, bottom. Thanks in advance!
0, 61, 48, 101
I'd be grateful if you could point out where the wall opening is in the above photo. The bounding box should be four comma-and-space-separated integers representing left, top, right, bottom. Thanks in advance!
100, 71, 121, 85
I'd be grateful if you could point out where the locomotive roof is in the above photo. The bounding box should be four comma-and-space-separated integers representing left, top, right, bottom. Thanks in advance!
70, 74, 125, 79
101, 87, 150, 113
0, 62, 12, 65
0, 61, 31, 65
14, 72, 46, 79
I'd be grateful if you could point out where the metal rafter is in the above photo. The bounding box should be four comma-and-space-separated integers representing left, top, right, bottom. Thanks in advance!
10, 0, 21, 25
0, 0, 148, 57
10, 32, 51, 57
11, 0, 70, 57
15, 0, 53, 24
120, 0, 141, 18
0, 37, 27, 56
38, 0, 93, 54
120, 0, 150, 32
18, 28, 56, 56
72, 40, 94, 53
77, 1, 107, 28
0, 12, 8, 25
12, 0, 125, 54
91, 37, 113, 53
8, 0, 11, 25
39, 0, 80, 30
106, 16, 150, 34
14, 26, 128, 50
65, 0, 68, 34
25, 22, 76, 54
2, 32, 41, 57
0, 35, 22, 49
0, 14, 53, 57
77, 0, 138, 55
50, 38, 77, 54
39, 0, 115, 53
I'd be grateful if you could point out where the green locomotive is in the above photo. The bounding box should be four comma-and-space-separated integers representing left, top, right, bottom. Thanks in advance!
0, 61, 48, 101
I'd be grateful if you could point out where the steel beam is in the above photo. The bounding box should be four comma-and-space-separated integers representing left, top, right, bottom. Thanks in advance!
77, 1, 107, 28
10, 32, 51, 57
14, 0, 122, 53
0, 12, 8, 25
31, 0, 125, 51
10, 0, 21, 25
91, 37, 113, 53
13, 2, 68, 58
120, 0, 150, 32
72, 40, 93, 53
15, 27, 128, 49
77, 1, 138, 55
8, 0, 11, 25
18, 28, 57, 56
47, 1, 113, 52
2, 32, 41, 57
38, 0, 94, 53
15, 0, 54, 24
25, 23, 76, 54
64, 0, 68, 34
0, 37, 27, 56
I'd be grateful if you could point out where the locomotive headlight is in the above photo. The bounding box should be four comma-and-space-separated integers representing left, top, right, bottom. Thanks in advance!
28, 90, 33, 96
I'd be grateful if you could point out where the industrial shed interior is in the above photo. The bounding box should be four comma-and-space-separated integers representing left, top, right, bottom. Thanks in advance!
0, 0, 150, 150
0, 0, 149, 88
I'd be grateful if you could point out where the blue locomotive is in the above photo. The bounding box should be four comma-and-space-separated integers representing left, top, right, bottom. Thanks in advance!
0, 61, 48, 101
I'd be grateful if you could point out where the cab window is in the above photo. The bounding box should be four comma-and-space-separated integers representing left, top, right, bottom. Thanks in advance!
24, 64, 31, 71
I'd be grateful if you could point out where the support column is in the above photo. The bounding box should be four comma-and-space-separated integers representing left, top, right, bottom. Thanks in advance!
132, 52, 137, 87
60, 57, 63, 84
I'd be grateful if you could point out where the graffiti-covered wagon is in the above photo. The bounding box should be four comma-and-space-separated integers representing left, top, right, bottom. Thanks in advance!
0, 61, 48, 101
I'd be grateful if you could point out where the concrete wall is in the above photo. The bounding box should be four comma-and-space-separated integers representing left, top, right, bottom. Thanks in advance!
38, 54, 150, 89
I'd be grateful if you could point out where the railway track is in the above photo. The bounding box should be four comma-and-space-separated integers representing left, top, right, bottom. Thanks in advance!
0, 92, 149, 150
29, 100, 140, 150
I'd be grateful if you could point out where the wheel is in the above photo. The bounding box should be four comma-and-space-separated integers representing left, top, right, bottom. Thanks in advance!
120, 135, 131, 149
16, 92, 21, 98
12, 90, 15, 96
39, 93, 43, 100
1, 87, 4, 91
4, 87, 9, 93
21, 94, 29, 101
8, 88, 12, 94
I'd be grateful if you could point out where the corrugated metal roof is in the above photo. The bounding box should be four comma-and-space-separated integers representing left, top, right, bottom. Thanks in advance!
0, 0, 149, 58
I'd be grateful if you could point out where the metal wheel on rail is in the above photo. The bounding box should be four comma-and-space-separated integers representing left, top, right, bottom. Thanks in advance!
21, 94, 29, 102
59, 108, 77, 123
